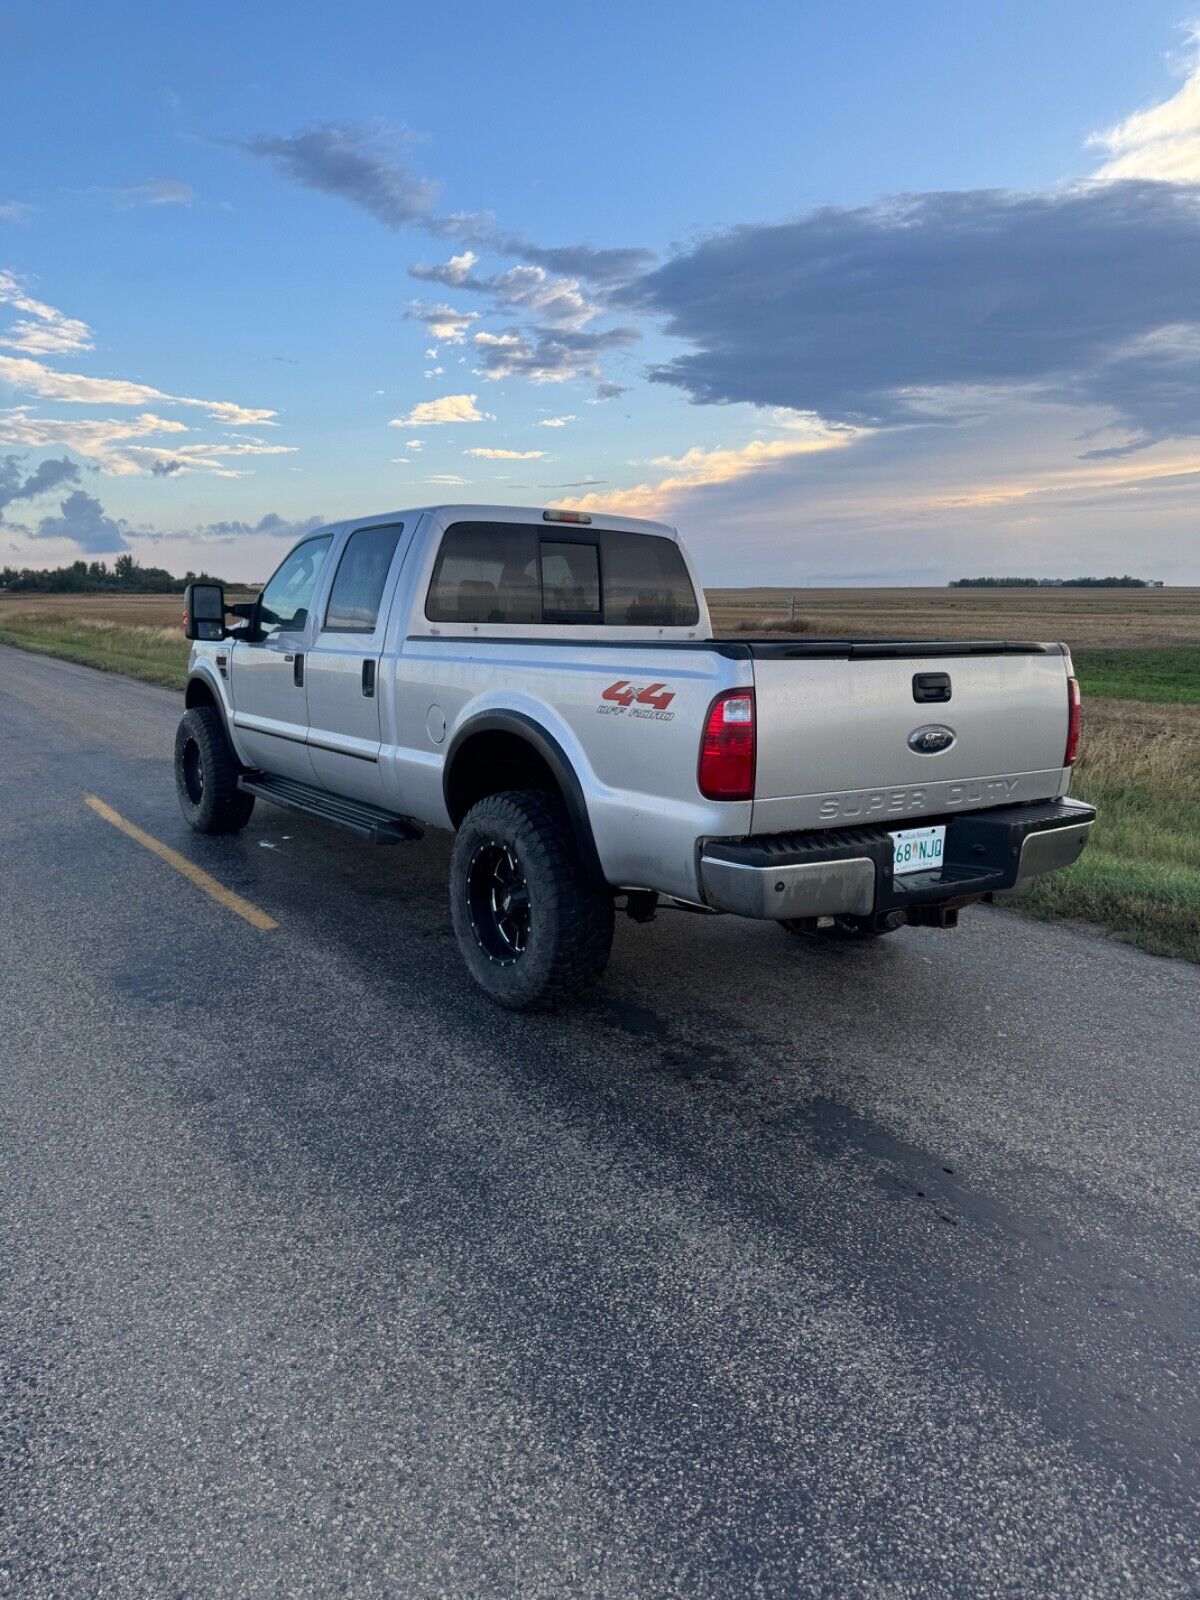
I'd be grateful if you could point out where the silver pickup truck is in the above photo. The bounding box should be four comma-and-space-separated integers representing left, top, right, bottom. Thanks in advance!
177, 504, 1094, 1008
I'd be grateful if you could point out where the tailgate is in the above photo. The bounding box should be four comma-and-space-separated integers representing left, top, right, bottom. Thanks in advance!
749, 644, 1071, 833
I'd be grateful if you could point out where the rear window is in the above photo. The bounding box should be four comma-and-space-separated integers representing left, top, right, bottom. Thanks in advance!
425, 521, 698, 626
602, 530, 699, 626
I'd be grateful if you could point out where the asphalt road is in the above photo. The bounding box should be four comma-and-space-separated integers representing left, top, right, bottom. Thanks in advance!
2, 642, 1198, 1599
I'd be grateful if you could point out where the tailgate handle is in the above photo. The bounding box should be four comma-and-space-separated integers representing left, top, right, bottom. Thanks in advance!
913, 671, 951, 703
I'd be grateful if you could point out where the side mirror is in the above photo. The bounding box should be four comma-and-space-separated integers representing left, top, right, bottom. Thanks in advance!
184, 581, 226, 641
226, 598, 260, 640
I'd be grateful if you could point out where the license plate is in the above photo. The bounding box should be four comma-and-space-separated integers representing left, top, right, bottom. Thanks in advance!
891, 824, 946, 876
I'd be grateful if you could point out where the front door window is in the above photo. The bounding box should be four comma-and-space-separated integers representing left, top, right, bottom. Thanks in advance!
258, 535, 333, 636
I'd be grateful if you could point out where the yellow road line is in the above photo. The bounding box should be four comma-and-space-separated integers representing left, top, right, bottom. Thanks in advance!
84, 794, 278, 932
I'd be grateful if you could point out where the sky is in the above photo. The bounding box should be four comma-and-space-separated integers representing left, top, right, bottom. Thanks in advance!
1, 0, 1199, 586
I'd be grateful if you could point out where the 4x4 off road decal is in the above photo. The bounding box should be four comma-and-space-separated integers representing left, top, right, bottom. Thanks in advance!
598, 680, 676, 721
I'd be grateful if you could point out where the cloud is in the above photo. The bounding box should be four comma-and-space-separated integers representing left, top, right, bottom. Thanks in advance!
236, 123, 652, 285
407, 300, 479, 343
410, 250, 477, 286
624, 181, 1200, 454
118, 439, 296, 477
86, 179, 195, 207
233, 125, 438, 227
472, 323, 638, 382
558, 418, 859, 519
538, 415, 575, 428
593, 381, 628, 400
0, 409, 293, 477
35, 488, 129, 552
473, 233, 654, 286
425, 473, 467, 485
412, 256, 598, 329
0, 453, 80, 513
465, 447, 545, 459
0, 351, 277, 425
193, 511, 326, 539
0, 203, 35, 224
1089, 59, 1200, 181
0, 270, 94, 355
389, 393, 489, 425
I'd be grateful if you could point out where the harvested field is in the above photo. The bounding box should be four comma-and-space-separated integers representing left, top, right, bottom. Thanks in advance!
0, 590, 257, 627
706, 585, 1200, 651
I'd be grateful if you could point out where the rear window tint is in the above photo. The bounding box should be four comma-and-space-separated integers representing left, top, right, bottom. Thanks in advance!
426, 521, 698, 626
425, 523, 540, 623
602, 530, 699, 626
540, 540, 600, 621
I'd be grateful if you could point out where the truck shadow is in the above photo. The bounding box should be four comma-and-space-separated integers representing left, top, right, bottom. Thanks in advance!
145, 806, 1200, 1557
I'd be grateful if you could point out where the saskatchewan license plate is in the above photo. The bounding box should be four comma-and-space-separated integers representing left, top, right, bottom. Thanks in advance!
891, 824, 946, 876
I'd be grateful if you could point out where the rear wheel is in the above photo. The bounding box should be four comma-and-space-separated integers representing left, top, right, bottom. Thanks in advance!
450, 789, 614, 1010
780, 914, 899, 942
174, 705, 255, 834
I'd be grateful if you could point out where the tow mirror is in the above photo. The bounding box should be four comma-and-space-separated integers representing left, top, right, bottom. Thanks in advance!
184, 581, 227, 641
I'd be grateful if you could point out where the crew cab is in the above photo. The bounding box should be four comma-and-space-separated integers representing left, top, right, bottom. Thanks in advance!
176, 505, 1094, 1008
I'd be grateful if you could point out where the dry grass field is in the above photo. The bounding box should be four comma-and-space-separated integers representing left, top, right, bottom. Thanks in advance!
0, 592, 256, 688
2, 583, 1197, 962
0, 591, 256, 628
707, 584, 1200, 650
3, 584, 1198, 650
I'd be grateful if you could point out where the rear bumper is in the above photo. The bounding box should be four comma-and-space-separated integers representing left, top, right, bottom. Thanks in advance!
699, 797, 1095, 921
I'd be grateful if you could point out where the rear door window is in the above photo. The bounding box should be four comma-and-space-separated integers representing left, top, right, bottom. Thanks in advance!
323, 522, 404, 633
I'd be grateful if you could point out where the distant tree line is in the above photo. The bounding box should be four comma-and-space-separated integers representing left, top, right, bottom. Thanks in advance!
0, 555, 227, 594
949, 576, 1156, 588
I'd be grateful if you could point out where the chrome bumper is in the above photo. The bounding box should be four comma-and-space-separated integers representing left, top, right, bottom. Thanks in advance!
699, 854, 877, 920
700, 797, 1096, 921
1013, 807, 1094, 885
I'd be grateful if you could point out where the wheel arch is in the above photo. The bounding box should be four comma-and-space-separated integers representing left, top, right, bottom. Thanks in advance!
442, 711, 606, 886
184, 673, 220, 712
184, 668, 250, 767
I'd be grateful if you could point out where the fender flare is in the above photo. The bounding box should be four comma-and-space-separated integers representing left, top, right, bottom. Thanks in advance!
185, 667, 242, 755
443, 710, 606, 886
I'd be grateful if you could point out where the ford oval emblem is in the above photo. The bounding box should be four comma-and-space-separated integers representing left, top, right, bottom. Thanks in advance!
908, 724, 956, 755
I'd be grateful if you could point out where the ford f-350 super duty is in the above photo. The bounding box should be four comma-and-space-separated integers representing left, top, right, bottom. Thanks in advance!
177, 505, 1094, 1008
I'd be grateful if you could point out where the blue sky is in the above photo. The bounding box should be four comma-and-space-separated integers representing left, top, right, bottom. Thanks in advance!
2, 0, 1199, 584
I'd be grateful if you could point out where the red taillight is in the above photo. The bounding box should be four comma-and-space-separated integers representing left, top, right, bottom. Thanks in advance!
1064, 676, 1081, 766
699, 689, 756, 800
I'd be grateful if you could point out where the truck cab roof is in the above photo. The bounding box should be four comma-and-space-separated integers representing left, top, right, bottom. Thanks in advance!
301, 504, 682, 543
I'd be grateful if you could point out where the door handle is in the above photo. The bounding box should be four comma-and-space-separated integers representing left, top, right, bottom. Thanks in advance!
293, 652, 304, 687
362, 659, 376, 698
913, 671, 951, 703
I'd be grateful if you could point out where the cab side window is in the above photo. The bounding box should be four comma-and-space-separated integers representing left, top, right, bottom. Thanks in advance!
324, 523, 404, 633
425, 523, 540, 623
258, 535, 334, 636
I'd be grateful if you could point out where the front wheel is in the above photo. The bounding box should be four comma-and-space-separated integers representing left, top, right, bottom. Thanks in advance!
174, 705, 255, 834
450, 790, 614, 1010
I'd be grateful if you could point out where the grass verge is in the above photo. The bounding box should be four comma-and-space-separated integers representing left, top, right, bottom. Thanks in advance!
1073, 647, 1200, 704
0, 611, 188, 690
1010, 713, 1200, 963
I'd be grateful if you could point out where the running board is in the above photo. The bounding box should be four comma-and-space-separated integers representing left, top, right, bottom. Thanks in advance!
239, 773, 422, 844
